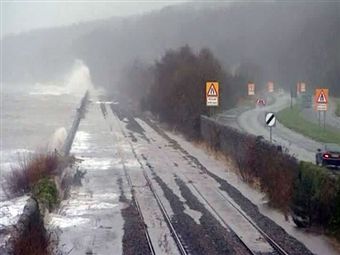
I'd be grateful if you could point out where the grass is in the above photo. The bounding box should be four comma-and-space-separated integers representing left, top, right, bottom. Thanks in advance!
335, 98, 340, 117
277, 105, 340, 145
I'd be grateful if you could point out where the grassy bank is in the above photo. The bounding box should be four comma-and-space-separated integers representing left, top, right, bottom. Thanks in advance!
335, 98, 340, 117
277, 105, 340, 145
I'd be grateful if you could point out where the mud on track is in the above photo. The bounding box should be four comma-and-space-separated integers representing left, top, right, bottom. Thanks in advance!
118, 178, 152, 255
147, 164, 250, 255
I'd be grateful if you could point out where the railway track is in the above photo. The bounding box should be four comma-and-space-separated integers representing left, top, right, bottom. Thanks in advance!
188, 182, 257, 255
107, 105, 189, 255
215, 189, 289, 255
122, 164, 156, 255
99, 103, 156, 255
170, 154, 290, 255
142, 170, 189, 255
141, 118, 290, 255
123, 139, 189, 255
109, 104, 289, 255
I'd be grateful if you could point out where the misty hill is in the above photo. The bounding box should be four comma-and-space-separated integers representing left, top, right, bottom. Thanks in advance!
3, 1, 340, 95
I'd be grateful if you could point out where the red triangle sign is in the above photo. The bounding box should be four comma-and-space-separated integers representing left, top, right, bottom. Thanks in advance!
317, 90, 327, 103
208, 84, 218, 96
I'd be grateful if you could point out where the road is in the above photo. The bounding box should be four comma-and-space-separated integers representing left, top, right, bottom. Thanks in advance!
46, 93, 335, 255
234, 93, 323, 163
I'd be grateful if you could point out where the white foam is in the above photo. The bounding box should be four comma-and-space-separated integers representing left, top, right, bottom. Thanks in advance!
29, 60, 94, 96
47, 127, 67, 152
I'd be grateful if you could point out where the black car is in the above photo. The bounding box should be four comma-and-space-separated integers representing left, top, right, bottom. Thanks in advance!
316, 143, 340, 168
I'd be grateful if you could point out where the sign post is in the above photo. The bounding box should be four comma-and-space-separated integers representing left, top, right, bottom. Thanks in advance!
206, 82, 219, 116
265, 112, 276, 142
314, 88, 329, 130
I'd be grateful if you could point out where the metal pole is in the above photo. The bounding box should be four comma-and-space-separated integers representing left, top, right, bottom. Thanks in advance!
270, 127, 272, 143
318, 111, 321, 127
290, 85, 293, 109
323, 111, 326, 130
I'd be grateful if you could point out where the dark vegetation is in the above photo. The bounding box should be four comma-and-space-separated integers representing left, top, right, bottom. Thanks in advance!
120, 45, 247, 140
142, 46, 240, 139
10, 198, 51, 255
32, 178, 59, 211
201, 116, 298, 214
3, 153, 60, 200
292, 163, 340, 233
201, 116, 340, 239
3, 2, 340, 96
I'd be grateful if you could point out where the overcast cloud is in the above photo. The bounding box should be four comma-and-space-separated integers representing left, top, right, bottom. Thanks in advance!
2, 1, 186, 37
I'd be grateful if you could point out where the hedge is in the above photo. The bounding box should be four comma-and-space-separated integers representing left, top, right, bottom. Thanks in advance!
200, 115, 340, 236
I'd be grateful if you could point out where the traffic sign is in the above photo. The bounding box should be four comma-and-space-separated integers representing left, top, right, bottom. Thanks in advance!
267, 81, 274, 93
300, 82, 306, 93
206, 82, 219, 106
316, 90, 327, 103
248, 83, 255, 96
265, 112, 276, 127
314, 88, 329, 112
317, 104, 328, 111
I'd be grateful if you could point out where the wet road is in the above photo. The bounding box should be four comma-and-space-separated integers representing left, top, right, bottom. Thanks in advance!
236, 93, 322, 162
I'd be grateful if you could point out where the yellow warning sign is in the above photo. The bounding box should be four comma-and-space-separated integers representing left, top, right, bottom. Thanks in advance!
315, 88, 329, 111
248, 83, 255, 96
206, 82, 219, 106
267, 81, 274, 93
297, 82, 306, 93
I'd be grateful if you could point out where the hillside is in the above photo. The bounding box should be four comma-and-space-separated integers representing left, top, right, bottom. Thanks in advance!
2, 1, 339, 95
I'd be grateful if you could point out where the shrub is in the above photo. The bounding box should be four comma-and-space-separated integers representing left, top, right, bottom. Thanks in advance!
4, 153, 60, 198
291, 162, 338, 228
32, 178, 59, 211
201, 116, 298, 213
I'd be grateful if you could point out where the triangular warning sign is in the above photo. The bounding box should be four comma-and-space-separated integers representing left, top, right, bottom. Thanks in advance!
208, 84, 218, 96
317, 90, 327, 103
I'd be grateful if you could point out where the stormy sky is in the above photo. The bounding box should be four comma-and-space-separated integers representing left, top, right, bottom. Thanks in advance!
2, 1, 186, 37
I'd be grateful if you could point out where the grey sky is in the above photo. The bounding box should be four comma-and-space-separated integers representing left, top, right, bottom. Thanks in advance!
2, 1, 186, 37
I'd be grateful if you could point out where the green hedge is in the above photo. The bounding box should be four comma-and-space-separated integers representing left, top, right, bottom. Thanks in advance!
292, 162, 340, 236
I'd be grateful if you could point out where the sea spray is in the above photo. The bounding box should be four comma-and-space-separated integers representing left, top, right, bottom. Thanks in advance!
65, 60, 94, 96
47, 127, 67, 153
30, 60, 94, 96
